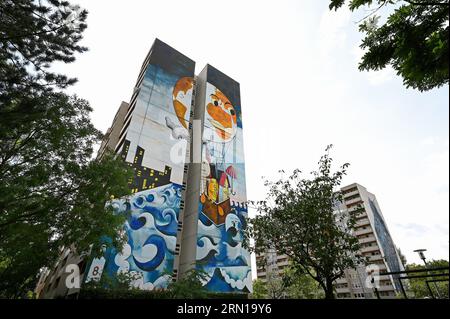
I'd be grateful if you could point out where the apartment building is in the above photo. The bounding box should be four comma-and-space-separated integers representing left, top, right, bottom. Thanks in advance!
334, 183, 404, 299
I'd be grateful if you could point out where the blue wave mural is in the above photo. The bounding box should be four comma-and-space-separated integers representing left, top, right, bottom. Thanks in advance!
102, 183, 181, 290
196, 203, 252, 292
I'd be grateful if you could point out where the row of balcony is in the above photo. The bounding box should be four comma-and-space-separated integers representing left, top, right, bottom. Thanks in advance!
354, 228, 374, 236
358, 235, 377, 244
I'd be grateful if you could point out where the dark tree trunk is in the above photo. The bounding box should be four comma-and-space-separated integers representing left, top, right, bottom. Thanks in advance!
324, 277, 335, 299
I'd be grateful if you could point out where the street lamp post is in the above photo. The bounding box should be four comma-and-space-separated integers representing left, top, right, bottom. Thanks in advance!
413, 249, 441, 299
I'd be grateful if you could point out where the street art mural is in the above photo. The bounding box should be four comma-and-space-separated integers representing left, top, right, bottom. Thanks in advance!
99, 183, 182, 290
369, 199, 403, 291
196, 68, 252, 293
85, 41, 251, 293
85, 40, 195, 289
123, 63, 194, 187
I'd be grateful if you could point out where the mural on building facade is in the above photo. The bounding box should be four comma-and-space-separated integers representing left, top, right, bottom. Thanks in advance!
196, 71, 252, 293
85, 42, 195, 289
100, 183, 182, 290
84, 43, 251, 293
369, 199, 403, 290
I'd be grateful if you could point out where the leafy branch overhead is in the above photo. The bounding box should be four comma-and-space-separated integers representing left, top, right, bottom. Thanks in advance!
0, 0, 88, 96
329, 0, 449, 91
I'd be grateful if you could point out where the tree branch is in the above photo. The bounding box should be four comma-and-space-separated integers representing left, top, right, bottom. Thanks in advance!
403, 0, 449, 5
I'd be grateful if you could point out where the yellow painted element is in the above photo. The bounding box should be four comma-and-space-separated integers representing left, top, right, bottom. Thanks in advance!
218, 206, 224, 216
208, 179, 218, 202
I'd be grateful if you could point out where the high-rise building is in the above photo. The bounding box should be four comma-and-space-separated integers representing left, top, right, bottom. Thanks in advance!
36, 39, 251, 297
334, 183, 405, 299
255, 183, 404, 299
255, 249, 289, 283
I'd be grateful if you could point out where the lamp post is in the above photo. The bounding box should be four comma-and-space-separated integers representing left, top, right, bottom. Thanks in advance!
413, 249, 427, 264
413, 249, 441, 298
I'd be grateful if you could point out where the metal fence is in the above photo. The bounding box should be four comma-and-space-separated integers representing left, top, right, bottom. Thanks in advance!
373, 266, 449, 299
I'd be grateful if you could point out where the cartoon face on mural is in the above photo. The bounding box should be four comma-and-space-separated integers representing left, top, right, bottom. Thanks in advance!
196, 78, 251, 293
172, 77, 194, 129
205, 87, 237, 142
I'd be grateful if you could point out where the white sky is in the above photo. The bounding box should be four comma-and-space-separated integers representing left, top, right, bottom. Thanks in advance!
56, 0, 449, 267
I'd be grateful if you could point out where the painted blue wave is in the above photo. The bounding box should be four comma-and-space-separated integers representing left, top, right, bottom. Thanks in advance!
132, 234, 166, 272
102, 183, 181, 289
196, 203, 251, 291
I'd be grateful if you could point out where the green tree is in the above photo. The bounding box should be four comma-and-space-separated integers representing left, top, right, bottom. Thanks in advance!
0, 1, 134, 297
397, 246, 407, 267
250, 267, 325, 299
329, 0, 449, 91
251, 279, 268, 299
166, 268, 209, 299
0, 94, 132, 297
264, 270, 291, 299
284, 266, 325, 299
406, 259, 449, 299
246, 145, 364, 299
0, 0, 88, 97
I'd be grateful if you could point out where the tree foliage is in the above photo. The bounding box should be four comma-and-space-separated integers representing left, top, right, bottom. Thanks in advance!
81, 268, 211, 299
166, 268, 209, 299
0, 0, 88, 97
397, 246, 407, 267
251, 279, 268, 299
406, 259, 449, 299
283, 266, 325, 299
0, 93, 132, 297
0, 1, 133, 297
329, 0, 449, 91
251, 267, 325, 299
246, 145, 365, 299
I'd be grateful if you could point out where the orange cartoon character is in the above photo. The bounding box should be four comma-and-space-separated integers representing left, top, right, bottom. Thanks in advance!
166, 77, 193, 140
206, 86, 237, 142
172, 77, 194, 128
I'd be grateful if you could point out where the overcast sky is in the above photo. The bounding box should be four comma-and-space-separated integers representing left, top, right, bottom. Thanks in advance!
55, 0, 449, 266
